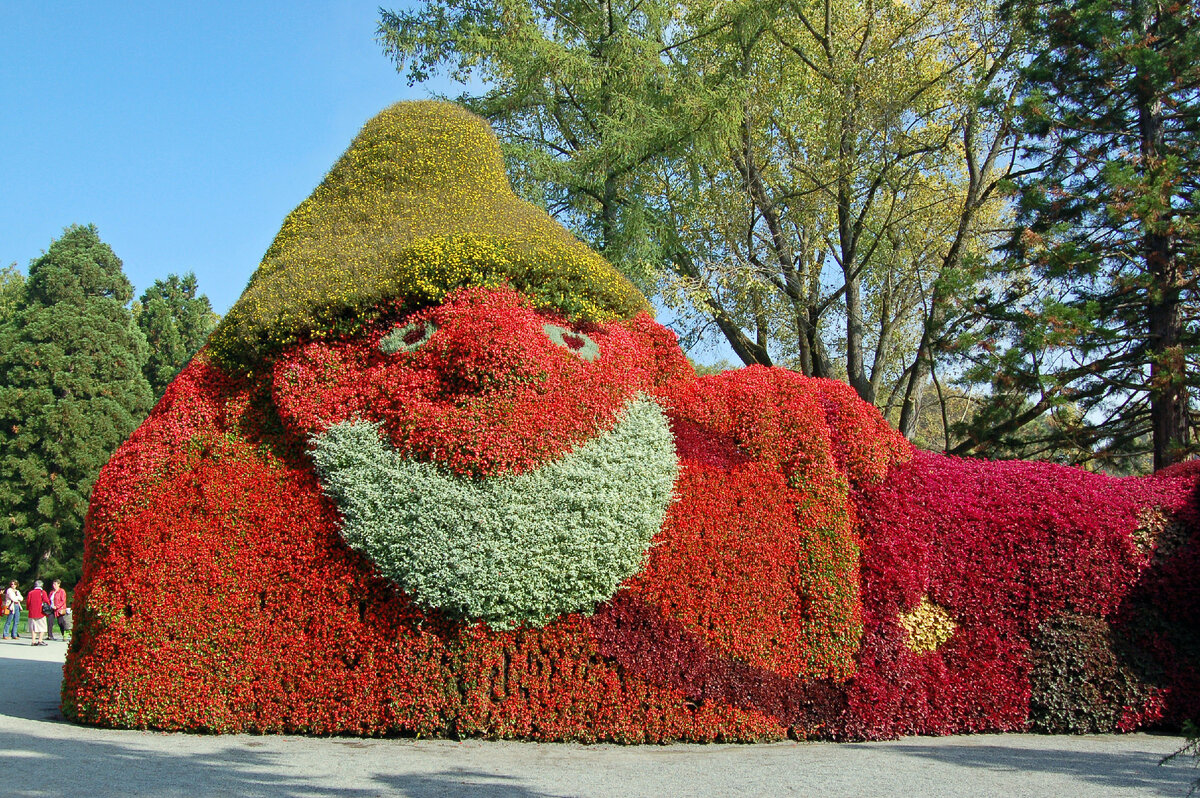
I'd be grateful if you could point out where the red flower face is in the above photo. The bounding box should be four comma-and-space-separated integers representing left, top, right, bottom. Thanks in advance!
268, 286, 689, 627
271, 286, 690, 478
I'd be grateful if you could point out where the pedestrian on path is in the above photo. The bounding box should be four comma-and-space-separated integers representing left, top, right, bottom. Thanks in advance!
26, 580, 48, 646
2, 580, 21, 639
47, 580, 68, 642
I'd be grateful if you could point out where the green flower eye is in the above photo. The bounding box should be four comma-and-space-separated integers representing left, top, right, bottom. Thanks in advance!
543, 324, 600, 362
380, 319, 436, 354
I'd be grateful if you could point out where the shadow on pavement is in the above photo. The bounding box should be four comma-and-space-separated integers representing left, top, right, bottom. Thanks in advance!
0, 728, 559, 798
872, 741, 1194, 798
374, 770, 559, 798
0, 655, 65, 722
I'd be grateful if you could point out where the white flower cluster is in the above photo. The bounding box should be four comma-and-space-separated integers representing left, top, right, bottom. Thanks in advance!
312, 397, 678, 628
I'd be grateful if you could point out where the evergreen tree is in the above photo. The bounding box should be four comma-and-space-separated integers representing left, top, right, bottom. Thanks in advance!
137, 272, 217, 397
0, 225, 152, 583
959, 0, 1200, 470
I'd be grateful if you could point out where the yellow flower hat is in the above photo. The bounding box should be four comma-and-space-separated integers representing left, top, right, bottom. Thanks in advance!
207, 101, 649, 368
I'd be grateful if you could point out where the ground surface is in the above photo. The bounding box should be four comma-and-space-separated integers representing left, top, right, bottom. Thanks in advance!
0, 638, 1195, 797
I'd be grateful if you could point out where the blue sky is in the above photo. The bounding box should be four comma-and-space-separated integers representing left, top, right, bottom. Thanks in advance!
1, 1, 734, 365
1, 1, 440, 315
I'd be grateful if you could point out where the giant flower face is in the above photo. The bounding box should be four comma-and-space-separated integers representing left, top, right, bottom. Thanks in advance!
271, 286, 688, 627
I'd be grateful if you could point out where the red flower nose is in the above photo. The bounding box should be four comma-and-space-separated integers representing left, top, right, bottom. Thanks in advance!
426, 313, 551, 397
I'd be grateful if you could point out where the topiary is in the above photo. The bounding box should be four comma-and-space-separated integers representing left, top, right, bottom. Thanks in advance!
61, 101, 1200, 742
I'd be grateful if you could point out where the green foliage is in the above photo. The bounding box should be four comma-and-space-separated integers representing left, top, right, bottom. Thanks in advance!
958, 0, 1200, 470
206, 102, 648, 370
379, 0, 700, 293
0, 225, 153, 583
1028, 613, 1156, 734
689, 358, 735, 377
0, 265, 26, 324
1161, 719, 1200, 796
312, 397, 678, 628
380, 0, 1022, 427
137, 272, 217, 397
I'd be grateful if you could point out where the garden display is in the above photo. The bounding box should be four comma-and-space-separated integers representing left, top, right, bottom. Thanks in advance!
62, 102, 1199, 740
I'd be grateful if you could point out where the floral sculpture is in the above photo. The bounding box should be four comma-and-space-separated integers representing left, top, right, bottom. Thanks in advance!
63, 102, 1199, 740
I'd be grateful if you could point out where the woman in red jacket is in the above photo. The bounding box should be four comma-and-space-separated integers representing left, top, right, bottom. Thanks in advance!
47, 580, 68, 642
25, 580, 48, 647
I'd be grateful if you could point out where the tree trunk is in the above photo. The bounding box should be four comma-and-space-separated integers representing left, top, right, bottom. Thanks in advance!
600, 177, 618, 254
670, 249, 772, 367
1147, 280, 1187, 470
835, 104, 872, 403
1136, 2, 1189, 470
844, 268, 873, 403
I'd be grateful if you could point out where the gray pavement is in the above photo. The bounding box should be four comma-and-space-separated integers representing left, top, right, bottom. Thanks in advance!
0, 636, 1196, 797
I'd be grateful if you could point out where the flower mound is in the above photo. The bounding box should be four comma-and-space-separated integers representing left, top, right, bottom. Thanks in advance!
839, 451, 1200, 739
63, 286, 911, 739
62, 100, 1200, 742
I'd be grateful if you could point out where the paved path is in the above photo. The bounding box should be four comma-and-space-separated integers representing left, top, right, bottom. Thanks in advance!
0, 637, 1196, 797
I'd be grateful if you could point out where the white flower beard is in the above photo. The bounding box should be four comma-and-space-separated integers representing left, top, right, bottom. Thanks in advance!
312, 396, 678, 628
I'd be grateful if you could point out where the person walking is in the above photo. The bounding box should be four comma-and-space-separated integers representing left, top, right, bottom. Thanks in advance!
2, 580, 21, 639
25, 580, 48, 646
47, 580, 68, 641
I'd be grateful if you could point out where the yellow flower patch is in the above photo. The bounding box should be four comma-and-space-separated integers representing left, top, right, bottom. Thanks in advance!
898, 596, 957, 654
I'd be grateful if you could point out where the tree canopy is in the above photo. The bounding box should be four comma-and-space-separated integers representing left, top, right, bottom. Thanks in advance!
0, 265, 26, 324
955, 0, 1200, 470
137, 272, 217, 397
379, 0, 1023, 437
0, 225, 152, 582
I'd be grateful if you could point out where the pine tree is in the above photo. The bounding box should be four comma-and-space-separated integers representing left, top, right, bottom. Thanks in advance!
0, 225, 153, 582
959, 0, 1200, 470
137, 273, 216, 398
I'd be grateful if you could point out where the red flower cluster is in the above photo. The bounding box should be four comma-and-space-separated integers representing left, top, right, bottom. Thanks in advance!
838, 450, 1200, 739
68, 427, 791, 739
62, 288, 1200, 741
621, 367, 911, 681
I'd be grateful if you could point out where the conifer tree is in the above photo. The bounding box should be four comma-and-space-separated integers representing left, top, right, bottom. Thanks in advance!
0, 225, 152, 582
959, 0, 1200, 469
137, 273, 217, 397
